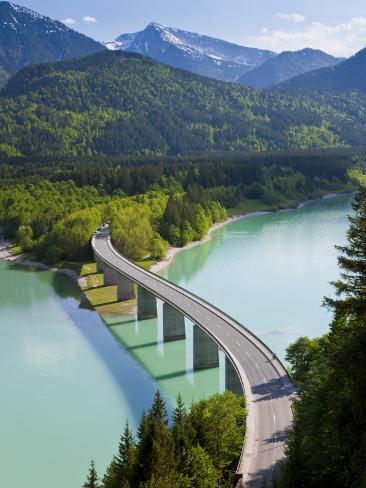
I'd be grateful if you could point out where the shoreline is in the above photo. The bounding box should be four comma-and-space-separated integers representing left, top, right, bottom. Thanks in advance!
0, 239, 83, 285
149, 210, 270, 273
150, 191, 354, 274
0, 191, 355, 277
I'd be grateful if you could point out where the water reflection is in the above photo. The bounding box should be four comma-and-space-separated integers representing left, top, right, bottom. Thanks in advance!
162, 229, 217, 284
50, 271, 225, 411
103, 300, 224, 406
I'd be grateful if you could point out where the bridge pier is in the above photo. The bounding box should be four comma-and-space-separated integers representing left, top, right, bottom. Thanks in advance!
104, 265, 135, 301
225, 356, 243, 396
193, 325, 219, 370
94, 254, 104, 273
137, 286, 157, 320
163, 303, 186, 341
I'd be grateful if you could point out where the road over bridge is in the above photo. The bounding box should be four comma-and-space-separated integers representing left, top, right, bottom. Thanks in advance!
92, 226, 295, 487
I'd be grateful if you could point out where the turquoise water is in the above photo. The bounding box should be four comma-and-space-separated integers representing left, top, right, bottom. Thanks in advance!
161, 194, 354, 361
0, 193, 353, 487
0, 267, 222, 488
0, 265, 162, 487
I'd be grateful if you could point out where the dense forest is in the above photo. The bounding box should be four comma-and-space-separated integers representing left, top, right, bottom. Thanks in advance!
0, 153, 360, 263
2, 51, 366, 158
0, 179, 225, 262
82, 391, 246, 488
277, 188, 366, 488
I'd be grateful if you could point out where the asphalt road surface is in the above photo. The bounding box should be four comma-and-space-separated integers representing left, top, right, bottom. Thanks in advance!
92, 226, 295, 487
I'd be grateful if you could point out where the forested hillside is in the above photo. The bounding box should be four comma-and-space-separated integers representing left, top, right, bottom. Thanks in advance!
0, 153, 360, 264
2, 51, 366, 158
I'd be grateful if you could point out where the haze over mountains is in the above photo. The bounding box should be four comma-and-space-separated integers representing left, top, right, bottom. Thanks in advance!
280, 47, 366, 93
108, 23, 345, 86
0, 1, 104, 87
239, 49, 342, 89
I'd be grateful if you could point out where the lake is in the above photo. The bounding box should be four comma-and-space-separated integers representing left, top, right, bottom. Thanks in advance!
0, 193, 353, 487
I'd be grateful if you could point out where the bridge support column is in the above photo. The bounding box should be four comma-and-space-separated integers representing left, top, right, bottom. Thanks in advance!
163, 303, 186, 341
225, 356, 243, 396
104, 265, 135, 301
94, 254, 104, 273
193, 325, 219, 370
137, 287, 157, 320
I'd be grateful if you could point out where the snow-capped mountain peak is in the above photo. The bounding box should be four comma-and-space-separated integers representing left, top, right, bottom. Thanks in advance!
114, 23, 275, 82
1, 1, 70, 33
0, 1, 104, 87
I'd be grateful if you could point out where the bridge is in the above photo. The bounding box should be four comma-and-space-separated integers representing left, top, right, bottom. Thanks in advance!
91, 225, 295, 487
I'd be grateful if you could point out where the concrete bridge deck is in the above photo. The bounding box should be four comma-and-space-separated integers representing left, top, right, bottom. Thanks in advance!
92, 226, 295, 487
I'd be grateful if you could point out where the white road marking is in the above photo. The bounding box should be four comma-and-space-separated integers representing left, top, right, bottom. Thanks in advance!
236, 341, 241, 347
255, 363, 260, 370
263, 377, 267, 384
246, 351, 250, 357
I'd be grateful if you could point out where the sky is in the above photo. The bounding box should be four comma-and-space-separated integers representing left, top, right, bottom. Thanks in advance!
16, 0, 366, 57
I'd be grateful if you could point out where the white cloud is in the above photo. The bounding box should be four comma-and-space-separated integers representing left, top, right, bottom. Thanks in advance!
277, 12, 306, 24
83, 15, 97, 23
247, 17, 366, 57
62, 18, 77, 25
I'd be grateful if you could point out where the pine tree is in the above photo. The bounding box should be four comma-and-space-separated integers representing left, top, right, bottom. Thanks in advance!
133, 391, 177, 486
149, 390, 168, 424
82, 460, 101, 488
172, 393, 187, 424
137, 409, 148, 441
326, 186, 366, 319
103, 423, 136, 488
116, 422, 136, 483
172, 394, 191, 469
324, 187, 366, 487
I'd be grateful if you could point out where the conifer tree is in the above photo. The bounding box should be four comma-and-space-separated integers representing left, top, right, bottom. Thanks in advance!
115, 422, 136, 483
82, 460, 101, 488
149, 390, 168, 424
172, 393, 186, 424
326, 186, 366, 318
172, 394, 191, 469
103, 423, 136, 488
137, 409, 148, 441
133, 391, 177, 486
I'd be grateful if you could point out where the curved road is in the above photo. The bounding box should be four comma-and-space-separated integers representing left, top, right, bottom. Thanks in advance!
92, 226, 295, 487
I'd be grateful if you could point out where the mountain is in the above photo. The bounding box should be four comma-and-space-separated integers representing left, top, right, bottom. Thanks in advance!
279, 47, 366, 92
1, 51, 366, 158
0, 1, 105, 87
239, 48, 343, 88
106, 22, 275, 82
